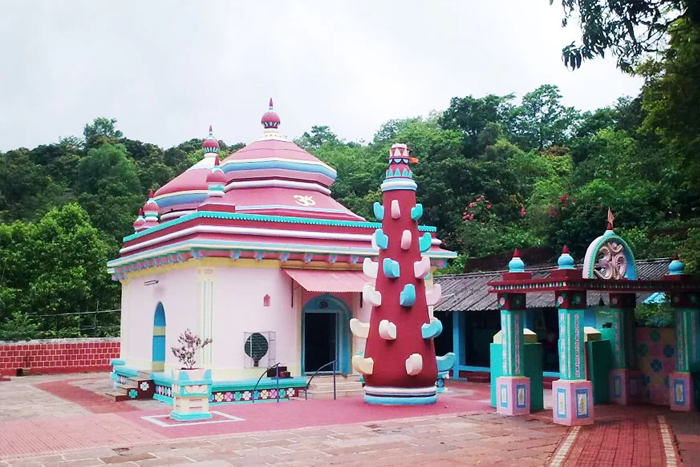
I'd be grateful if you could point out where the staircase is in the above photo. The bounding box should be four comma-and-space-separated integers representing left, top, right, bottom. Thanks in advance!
303, 374, 364, 399
107, 364, 155, 401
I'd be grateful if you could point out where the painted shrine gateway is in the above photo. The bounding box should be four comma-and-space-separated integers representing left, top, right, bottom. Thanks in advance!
107, 101, 456, 406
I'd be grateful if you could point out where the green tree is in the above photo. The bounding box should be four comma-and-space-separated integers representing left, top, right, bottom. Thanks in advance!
76, 143, 143, 245
552, 0, 700, 71
0, 204, 119, 336
83, 117, 123, 148
510, 85, 579, 151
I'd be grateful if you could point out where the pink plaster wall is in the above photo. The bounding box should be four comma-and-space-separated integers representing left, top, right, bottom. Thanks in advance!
120, 268, 198, 370
213, 267, 299, 372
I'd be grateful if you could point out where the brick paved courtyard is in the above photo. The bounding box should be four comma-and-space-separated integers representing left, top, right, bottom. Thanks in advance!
0, 373, 697, 466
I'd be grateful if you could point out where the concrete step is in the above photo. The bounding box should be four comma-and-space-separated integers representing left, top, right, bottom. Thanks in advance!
105, 391, 131, 402
305, 388, 365, 399
308, 381, 363, 390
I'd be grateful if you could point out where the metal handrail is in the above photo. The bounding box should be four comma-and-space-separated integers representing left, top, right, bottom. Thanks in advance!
252, 362, 281, 404
305, 360, 337, 400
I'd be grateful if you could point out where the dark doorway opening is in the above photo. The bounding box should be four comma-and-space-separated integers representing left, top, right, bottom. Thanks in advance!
304, 312, 337, 373
434, 311, 453, 357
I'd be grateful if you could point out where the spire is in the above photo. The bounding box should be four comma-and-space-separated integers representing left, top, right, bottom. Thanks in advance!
261, 98, 281, 130
557, 245, 575, 269
206, 155, 226, 198
142, 190, 159, 229
202, 125, 220, 155
508, 249, 526, 273
381, 143, 417, 192
133, 208, 146, 233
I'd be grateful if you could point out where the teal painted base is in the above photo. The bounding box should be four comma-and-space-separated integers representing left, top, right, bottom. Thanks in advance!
169, 411, 213, 422
364, 394, 437, 405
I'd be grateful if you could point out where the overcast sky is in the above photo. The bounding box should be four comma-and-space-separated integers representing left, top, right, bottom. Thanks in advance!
0, 0, 643, 151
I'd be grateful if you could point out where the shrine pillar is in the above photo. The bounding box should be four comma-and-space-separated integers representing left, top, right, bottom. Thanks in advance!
495, 251, 531, 416
608, 293, 643, 404
667, 256, 700, 411
552, 247, 593, 426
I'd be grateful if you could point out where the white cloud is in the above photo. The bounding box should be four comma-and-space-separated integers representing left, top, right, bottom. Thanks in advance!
0, 0, 642, 151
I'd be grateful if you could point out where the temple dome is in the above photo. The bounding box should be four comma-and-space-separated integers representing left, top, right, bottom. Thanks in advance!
219, 99, 360, 221
154, 126, 220, 221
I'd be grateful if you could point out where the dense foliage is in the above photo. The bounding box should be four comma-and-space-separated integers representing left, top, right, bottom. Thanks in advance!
1, 16, 698, 339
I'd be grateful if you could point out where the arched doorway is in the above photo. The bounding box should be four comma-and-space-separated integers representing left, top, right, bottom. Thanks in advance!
152, 303, 166, 372
302, 294, 351, 375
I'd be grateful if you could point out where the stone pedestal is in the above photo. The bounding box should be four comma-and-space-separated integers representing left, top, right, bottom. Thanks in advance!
553, 379, 594, 426
609, 368, 643, 405
670, 372, 695, 411
170, 368, 213, 421
496, 376, 530, 415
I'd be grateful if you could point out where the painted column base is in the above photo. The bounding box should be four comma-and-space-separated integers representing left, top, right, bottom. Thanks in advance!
609, 368, 643, 405
364, 385, 437, 406
496, 376, 530, 416
436, 371, 449, 393
552, 379, 594, 426
670, 372, 695, 411
170, 409, 213, 421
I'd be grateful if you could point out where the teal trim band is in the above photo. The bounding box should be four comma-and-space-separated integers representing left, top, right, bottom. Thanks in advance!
364, 394, 437, 406
114, 366, 139, 378
110, 359, 126, 366
122, 211, 437, 243
169, 411, 213, 421
153, 394, 173, 405
212, 377, 307, 392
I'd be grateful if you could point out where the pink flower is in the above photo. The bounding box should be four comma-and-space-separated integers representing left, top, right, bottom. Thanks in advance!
468, 202, 476, 208
469, 213, 474, 220
520, 207, 526, 217
486, 204, 492, 209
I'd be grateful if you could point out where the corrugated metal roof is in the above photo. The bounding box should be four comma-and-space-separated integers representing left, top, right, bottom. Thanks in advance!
283, 269, 371, 293
434, 258, 671, 312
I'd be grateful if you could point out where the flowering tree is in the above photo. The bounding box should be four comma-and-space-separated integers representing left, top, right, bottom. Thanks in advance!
171, 329, 212, 369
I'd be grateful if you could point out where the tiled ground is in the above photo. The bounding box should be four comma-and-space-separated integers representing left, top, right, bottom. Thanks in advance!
0, 373, 696, 466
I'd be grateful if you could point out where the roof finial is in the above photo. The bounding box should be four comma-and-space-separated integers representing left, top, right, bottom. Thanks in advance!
261, 98, 281, 130
669, 253, 685, 275
508, 249, 525, 273
607, 208, 615, 230
558, 245, 575, 269
203, 125, 220, 155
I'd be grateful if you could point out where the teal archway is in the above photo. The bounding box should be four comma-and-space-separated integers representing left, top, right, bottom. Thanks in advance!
302, 294, 351, 375
152, 303, 166, 372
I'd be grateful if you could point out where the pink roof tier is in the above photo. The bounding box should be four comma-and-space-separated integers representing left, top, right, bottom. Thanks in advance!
107, 99, 456, 277
154, 126, 221, 221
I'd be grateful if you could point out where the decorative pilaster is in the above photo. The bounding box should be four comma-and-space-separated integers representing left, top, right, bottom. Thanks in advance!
551, 246, 594, 426
495, 251, 531, 415
608, 293, 642, 404
669, 293, 700, 411
665, 255, 699, 411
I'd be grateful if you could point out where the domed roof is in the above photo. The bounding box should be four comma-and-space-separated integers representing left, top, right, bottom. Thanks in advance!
206, 156, 226, 185
221, 99, 337, 189
154, 126, 220, 221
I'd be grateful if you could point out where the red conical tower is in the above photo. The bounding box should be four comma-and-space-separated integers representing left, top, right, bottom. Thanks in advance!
351, 143, 444, 405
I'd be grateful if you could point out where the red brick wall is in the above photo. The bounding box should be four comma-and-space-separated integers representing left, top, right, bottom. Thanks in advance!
0, 338, 120, 375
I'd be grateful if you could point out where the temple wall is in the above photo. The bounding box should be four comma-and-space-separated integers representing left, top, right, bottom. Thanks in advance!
211, 265, 298, 379
636, 327, 676, 406
121, 267, 198, 371
0, 338, 119, 375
